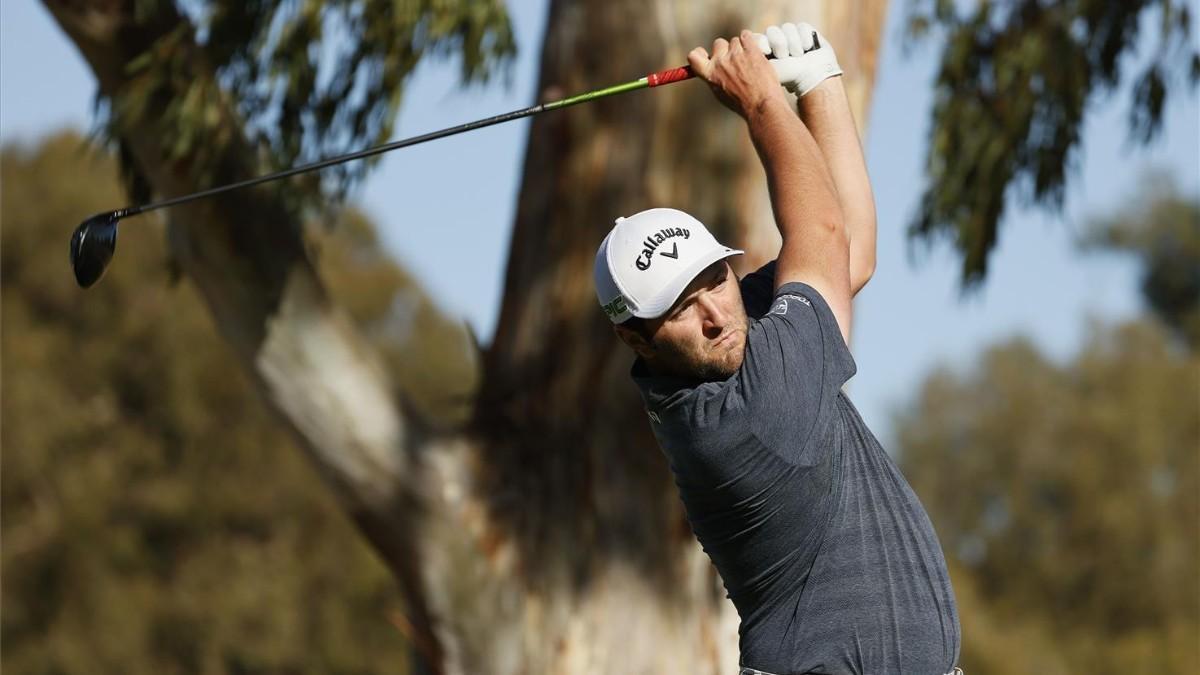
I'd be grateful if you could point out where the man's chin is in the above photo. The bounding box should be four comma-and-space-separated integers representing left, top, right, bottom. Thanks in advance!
649, 331, 746, 381
692, 346, 745, 382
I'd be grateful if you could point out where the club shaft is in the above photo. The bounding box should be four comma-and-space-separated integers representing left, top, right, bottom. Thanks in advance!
121, 65, 696, 219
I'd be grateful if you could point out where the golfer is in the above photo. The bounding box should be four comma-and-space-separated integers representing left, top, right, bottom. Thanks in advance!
594, 24, 961, 675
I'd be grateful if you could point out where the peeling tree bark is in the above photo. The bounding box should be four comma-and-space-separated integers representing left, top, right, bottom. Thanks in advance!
45, 0, 886, 672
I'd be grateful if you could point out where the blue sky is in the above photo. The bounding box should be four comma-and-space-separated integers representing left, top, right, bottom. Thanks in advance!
3, 0, 1197, 444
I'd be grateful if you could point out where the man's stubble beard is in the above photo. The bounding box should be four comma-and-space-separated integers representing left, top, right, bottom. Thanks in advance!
652, 315, 750, 382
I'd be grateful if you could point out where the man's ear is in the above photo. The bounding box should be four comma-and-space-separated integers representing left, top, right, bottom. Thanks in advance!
614, 324, 656, 360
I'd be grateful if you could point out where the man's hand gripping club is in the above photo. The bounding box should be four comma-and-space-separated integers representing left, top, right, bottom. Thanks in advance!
686, 23, 844, 115
687, 31, 788, 119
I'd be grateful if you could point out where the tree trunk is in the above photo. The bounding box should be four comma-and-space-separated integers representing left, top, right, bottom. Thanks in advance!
471, 2, 886, 671
45, 0, 885, 672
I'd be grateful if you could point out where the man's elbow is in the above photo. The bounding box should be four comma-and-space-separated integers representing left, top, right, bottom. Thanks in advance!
851, 257, 875, 295
783, 207, 846, 249
820, 203, 849, 244
848, 211, 876, 295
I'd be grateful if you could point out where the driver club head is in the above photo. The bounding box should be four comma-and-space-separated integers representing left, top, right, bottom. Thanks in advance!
70, 211, 119, 288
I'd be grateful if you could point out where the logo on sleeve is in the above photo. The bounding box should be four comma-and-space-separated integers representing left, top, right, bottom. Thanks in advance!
770, 294, 811, 315
647, 410, 662, 424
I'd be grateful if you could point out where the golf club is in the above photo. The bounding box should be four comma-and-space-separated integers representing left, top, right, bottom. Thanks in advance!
68, 62, 707, 289
70, 31, 810, 290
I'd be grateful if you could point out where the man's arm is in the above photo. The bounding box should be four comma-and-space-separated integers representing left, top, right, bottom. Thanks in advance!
689, 31, 853, 344
763, 23, 877, 297
797, 78, 876, 297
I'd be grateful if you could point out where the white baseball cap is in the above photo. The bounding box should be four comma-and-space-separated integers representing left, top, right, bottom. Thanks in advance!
594, 208, 742, 323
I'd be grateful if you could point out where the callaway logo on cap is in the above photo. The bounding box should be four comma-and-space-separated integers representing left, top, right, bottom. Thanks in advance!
594, 208, 743, 323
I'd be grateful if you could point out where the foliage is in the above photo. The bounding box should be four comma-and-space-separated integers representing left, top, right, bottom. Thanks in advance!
906, 0, 1199, 285
103, 0, 514, 205
0, 132, 468, 673
896, 186, 1200, 673
1083, 177, 1200, 348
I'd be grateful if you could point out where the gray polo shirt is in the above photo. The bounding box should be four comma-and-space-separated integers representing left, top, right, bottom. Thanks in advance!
632, 263, 960, 674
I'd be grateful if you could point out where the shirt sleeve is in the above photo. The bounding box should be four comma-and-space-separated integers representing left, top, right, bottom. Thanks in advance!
734, 281, 857, 466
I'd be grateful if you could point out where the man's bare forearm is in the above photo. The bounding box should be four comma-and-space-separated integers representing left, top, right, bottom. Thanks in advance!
797, 78, 877, 295
747, 93, 845, 249
746, 92, 852, 341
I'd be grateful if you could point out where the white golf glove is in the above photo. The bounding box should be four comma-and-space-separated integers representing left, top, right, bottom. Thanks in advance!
751, 22, 842, 96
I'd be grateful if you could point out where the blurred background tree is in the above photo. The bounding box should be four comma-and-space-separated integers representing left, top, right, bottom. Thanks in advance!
906, 0, 1199, 284
897, 184, 1200, 674
1083, 177, 1200, 349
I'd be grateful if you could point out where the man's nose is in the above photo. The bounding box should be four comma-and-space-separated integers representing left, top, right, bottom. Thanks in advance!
698, 294, 728, 337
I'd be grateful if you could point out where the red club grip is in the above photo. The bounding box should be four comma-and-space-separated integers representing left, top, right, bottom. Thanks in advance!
646, 65, 694, 87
